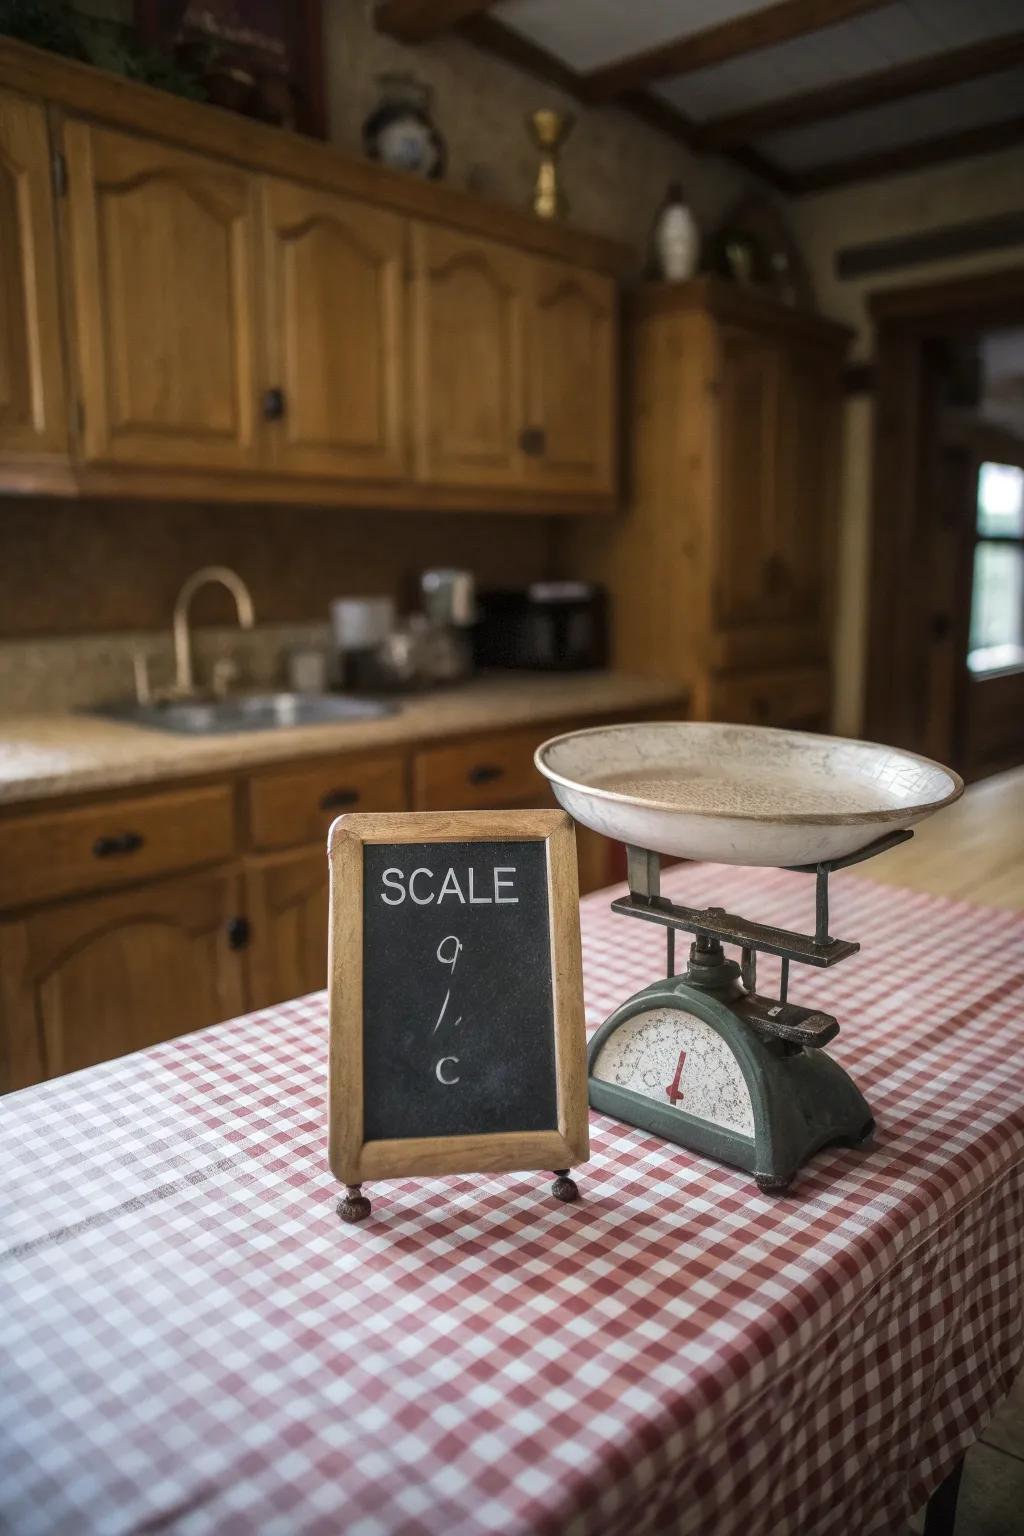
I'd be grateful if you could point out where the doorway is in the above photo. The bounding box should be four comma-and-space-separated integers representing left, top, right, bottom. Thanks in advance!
865, 270, 1024, 778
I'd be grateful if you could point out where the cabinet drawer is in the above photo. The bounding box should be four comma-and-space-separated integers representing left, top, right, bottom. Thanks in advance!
249, 753, 408, 850
413, 729, 549, 811
0, 785, 236, 911
708, 668, 830, 732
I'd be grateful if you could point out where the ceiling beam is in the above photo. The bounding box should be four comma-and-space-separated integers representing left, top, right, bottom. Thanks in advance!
836, 210, 1024, 280
791, 115, 1024, 194
584, 0, 895, 102
459, 12, 588, 101
458, 14, 796, 194
375, 0, 499, 45
701, 29, 1024, 148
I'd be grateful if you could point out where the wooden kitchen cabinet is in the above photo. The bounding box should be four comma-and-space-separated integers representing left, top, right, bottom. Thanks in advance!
712, 326, 783, 637
63, 119, 258, 470
412, 727, 545, 811
775, 342, 842, 638
410, 231, 617, 499
563, 278, 849, 726
0, 87, 66, 462
245, 848, 329, 1009
0, 698, 681, 1089
260, 179, 407, 480
0, 782, 235, 910
707, 666, 830, 733
0, 867, 246, 1092
248, 751, 408, 851
0, 37, 625, 509
410, 222, 528, 489
711, 325, 840, 670
525, 259, 616, 497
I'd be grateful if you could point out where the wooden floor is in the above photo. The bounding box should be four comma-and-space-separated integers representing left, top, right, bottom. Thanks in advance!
849, 766, 1024, 912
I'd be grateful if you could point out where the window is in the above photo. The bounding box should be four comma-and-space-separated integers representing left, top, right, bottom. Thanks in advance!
968, 462, 1024, 675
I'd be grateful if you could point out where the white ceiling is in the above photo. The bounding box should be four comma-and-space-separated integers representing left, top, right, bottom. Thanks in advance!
762, 64, 1024, 171
492, 0, 1024, 185
651, 0, 1024, 121
498, 0, 776, 77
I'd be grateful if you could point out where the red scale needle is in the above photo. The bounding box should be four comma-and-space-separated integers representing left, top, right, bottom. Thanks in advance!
666, 1049, 686, 1105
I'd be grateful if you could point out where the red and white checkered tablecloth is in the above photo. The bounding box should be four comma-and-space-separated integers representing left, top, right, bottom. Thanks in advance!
2, 863, 1023, 1536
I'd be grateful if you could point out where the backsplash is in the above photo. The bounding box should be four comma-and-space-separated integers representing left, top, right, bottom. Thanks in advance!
0, 622, 332, 716
0, 498, 557, 640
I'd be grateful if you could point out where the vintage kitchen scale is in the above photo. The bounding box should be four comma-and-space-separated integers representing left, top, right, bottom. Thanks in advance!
536, 723, 963, 1192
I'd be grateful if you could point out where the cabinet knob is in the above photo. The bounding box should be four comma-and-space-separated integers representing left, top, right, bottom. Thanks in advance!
468, 763, 504, 785
518, 426, 546, 456
227, 916, 250, 951
262, 387, 286, 421
93, 831, 144, 859
319, 787, 360, 811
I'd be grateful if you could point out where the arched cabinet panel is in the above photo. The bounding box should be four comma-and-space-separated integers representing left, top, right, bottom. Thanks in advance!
244, 849, 329, 1010
410, 223, 528, 488
526, 260, 616, 496
0, 869, 246, 1090
63, 120, 258, 470
260, 179, 406, 480
0, 87, 66, 460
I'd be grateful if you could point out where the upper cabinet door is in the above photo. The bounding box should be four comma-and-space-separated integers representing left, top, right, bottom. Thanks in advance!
0, 89, 67, 459
712, 325, 784, 634
260, 179, 407, 481
776, 342, 842, 634
711, 322, 840, 669
410, 223, 527, 488
525, 260, 616, 497
63, 121, 257, 470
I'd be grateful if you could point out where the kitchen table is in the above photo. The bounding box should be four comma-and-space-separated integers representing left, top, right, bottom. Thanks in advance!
2, 859, 1023, 1536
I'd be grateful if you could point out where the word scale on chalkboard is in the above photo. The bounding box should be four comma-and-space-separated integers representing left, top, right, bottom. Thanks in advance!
328, 810, 588, 1222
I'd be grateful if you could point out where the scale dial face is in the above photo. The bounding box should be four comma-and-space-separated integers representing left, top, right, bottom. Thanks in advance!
592, 1007, 755, 1136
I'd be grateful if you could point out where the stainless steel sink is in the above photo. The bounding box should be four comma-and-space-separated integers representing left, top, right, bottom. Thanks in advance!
89, 692, 398, 736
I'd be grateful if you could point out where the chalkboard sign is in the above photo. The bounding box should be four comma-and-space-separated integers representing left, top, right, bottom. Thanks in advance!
328, 810, 588, 1221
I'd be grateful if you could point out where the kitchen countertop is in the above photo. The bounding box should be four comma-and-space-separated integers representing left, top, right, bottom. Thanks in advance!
849, 764, 1024, 912
0, 672, 684, 808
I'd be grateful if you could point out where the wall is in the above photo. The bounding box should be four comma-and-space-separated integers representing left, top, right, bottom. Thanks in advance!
324, 0, 750, 266
791, 143, 1024, 736
0, 500, 557, 639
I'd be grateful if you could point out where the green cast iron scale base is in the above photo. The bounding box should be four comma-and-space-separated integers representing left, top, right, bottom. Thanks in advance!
588, 831, 912, 1193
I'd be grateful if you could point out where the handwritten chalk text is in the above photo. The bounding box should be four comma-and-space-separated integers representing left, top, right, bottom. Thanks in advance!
381, 866, 518, 906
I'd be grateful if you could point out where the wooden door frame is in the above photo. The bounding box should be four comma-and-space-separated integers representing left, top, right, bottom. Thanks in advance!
864, 266, 1024, 754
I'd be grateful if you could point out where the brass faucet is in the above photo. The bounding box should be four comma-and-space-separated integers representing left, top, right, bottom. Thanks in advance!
172, 566, 255, 697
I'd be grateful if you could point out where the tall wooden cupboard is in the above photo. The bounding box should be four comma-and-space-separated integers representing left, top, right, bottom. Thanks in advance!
561, 278, 850, 730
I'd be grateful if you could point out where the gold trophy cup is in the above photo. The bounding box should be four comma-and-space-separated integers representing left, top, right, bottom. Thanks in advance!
527, 109, 574, 220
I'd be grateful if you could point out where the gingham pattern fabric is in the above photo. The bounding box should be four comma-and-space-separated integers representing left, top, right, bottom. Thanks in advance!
2, 863, 1023, 1536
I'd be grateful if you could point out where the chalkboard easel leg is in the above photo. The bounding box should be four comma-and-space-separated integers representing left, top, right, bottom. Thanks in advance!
338, 1185, 372, 1223
550, 1169, 579, 1203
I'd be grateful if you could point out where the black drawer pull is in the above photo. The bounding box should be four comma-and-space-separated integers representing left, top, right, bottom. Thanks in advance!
468, 763, 504, 785
227, 916, 250, 951
319, 787, 360, 811
262, 387, 285, 421
93, 831, 144, 859
518, 425, 545, 456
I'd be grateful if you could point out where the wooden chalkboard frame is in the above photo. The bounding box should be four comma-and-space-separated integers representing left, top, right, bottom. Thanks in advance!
327, 809, 588, 1191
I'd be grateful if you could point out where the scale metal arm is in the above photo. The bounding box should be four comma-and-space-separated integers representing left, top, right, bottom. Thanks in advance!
616, 828, 914, 1047
620, 827, 913, 964
611, 890, 860, 968
784, 827, 914, 945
